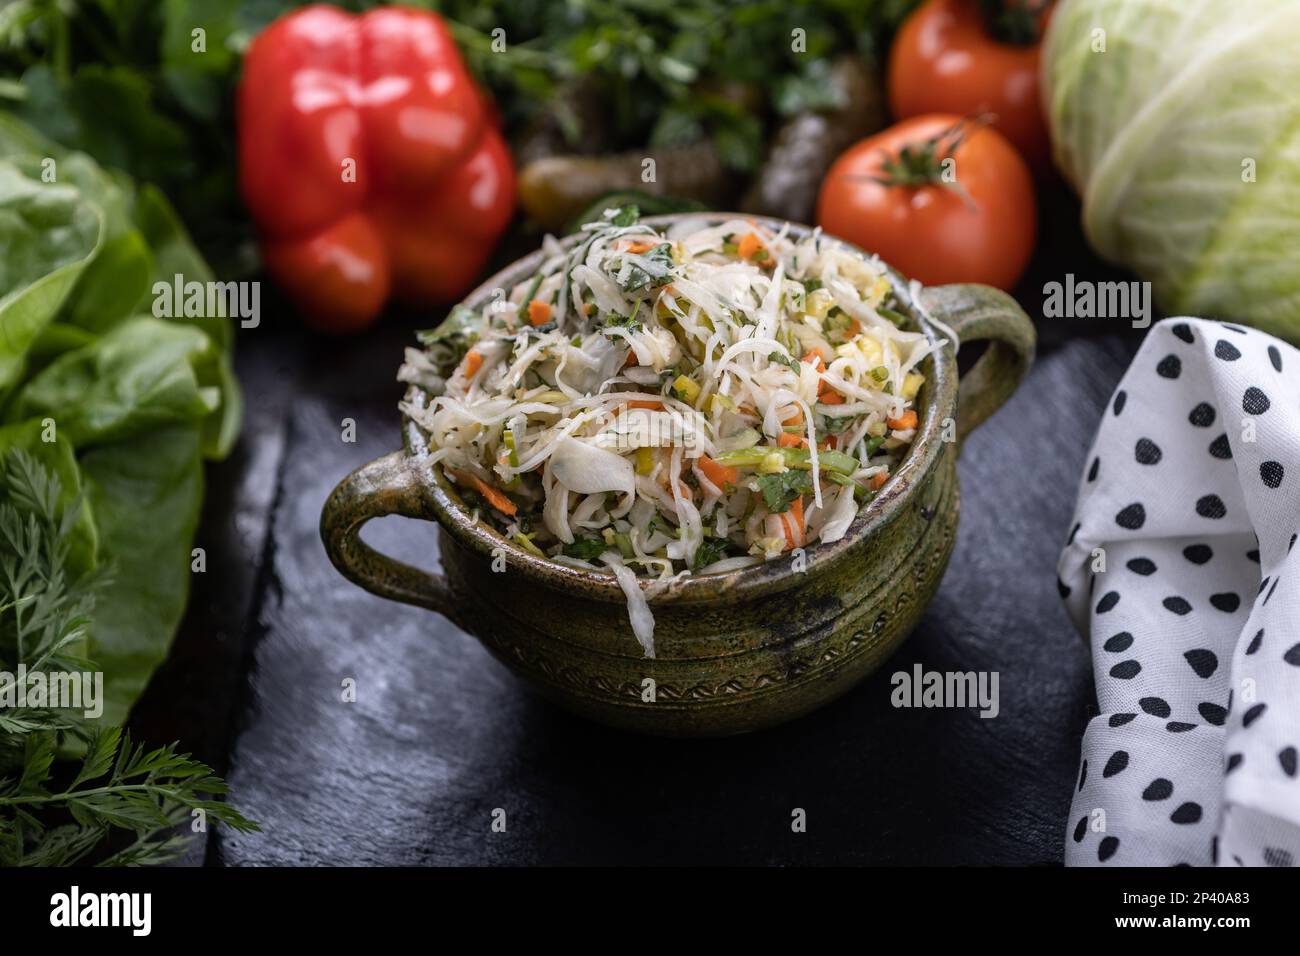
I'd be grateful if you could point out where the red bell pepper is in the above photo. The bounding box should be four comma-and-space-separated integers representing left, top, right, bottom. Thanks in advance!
238, 5, 515, 332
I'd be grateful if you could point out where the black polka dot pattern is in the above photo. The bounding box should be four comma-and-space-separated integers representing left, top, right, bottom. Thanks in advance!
1115, 503, 1145, 529
1195, 494, 1226, 519
1135, 438, 1162, 464
1188, 402, 1215, 427
1140, 697, 1171, 718
1103, 632, 1133, 652
1184, 649, 1218, 679
1143, 778, 1173, 800
1209, 592, 1240, 613
1103, 751, 1129, 777
1110, 660, 1141, 680
1199, 702, 1227, 726
1264, 848, 1294, 868
1214, 340, 1242, 361
1060, 319, 1300, 868
1242, 387, 1270, 415
1280, 748, 1297, 778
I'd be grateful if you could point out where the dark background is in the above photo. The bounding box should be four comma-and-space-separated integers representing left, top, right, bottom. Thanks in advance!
128, 187, 1147, 865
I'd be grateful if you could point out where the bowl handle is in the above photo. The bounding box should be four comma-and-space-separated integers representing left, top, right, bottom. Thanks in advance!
320, 451, 467, 628
919, 283, 1036, 443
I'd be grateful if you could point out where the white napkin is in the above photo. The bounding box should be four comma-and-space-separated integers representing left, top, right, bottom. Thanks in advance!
1058, 318, 1300, 867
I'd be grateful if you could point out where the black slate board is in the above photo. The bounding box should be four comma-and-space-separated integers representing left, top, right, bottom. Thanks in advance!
148, 320, 1139, 866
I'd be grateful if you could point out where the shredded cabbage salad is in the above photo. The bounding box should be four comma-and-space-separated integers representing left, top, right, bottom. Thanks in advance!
400, 209, 942, 657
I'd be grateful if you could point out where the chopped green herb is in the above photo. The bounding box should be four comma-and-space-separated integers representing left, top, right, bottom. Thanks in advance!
768, 351, 800, 373
617, 242, 675, 293
609, 205, 640, 227
564, 537, 609, 561
755, 469, 814, 513
692, 536, 733, 571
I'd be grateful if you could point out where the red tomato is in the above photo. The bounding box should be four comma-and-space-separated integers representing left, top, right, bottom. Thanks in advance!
816, 114, 1036, 291
888, 0, 1053, 172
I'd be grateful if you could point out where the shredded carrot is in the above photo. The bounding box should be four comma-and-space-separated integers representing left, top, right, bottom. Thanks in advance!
623, 351, 638, 368
780, 497, 805, 549
449, 469, 517, 517
887, 409, 918, 431
819, 389, 846, 406
869, 472, 888, 491
623, 400, 664, 410
660, 473, 692, 500
527, 299, 552, 326
698, 455, 738, 489
801, 350, 826, 371
781, 408, 804, 427
462, 350, 483, 377
582, 302, 594, 316
737, 232, 763, 260
625, 240, 657, 254
777, 431, 806, 449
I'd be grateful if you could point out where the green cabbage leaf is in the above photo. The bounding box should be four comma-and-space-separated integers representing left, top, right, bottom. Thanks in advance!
1044, 0, 1300, 341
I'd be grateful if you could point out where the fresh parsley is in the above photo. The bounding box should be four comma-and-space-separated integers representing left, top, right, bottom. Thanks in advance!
691, 536, 732, 571
616, 242, 675, 294
768, 351, 801, 373
754, 469, 814, 513
564, 537, 609, 561
609, 204, 640, 227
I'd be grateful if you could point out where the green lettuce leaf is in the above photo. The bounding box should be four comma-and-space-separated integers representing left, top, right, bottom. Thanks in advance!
0, 160, 103, 391
7, 317, 220, 447
0, 112, 240, 725
79, 425, 204, 726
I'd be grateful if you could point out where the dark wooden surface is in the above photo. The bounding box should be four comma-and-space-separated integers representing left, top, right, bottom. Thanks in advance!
126, 188, 1149, 865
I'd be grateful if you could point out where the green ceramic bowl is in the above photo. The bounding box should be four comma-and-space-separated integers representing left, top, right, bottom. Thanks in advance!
321, 215, 1035, 736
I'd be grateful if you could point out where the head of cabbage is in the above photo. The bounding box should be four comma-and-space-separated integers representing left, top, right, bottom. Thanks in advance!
1044, 0, 1300, 343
